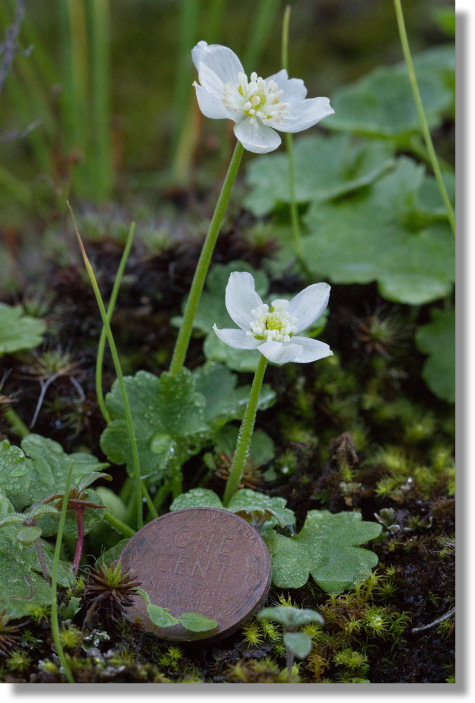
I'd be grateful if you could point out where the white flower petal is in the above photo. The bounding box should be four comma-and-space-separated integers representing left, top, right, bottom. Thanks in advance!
288, 282, 331, 333
225, 271, 263, 329
270, 97, 334, 133
194, 84, 231, 120
257, 339, 303, 365
191, 41, 208, 69
290, 336, 333, 363
265, 69, 308, 101
213, 325, 260, 350
234, 118, 281, 154
192, 41, 244, 84
196, 62, 226, 99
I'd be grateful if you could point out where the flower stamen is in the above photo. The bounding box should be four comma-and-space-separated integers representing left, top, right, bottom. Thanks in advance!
222, 71, 289, 124
247, 301, 298, 343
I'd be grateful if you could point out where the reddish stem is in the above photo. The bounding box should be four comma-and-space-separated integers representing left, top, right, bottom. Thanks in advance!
72, 507, 85, 575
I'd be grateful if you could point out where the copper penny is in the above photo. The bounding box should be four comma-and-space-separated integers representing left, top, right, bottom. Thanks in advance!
119, 507, 272, 641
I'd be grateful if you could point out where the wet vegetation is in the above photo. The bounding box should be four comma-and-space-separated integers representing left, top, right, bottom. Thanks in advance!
0, 0, 454, 684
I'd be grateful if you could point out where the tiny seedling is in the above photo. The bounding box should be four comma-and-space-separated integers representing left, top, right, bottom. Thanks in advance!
137, 588, 217, 635
257, 606, 324, 679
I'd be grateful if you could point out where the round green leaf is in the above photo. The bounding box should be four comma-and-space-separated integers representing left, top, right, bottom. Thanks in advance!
146, 604, 178, 628
177, 612, 218, 633
283, 632, 312, 659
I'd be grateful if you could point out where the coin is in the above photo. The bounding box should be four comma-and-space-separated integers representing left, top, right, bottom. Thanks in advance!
119, 507, 272, 641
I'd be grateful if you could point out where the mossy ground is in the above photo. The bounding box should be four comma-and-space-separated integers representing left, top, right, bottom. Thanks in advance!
0, 200, 455, 683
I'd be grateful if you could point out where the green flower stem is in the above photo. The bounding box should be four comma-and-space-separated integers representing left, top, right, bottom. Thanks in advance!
153, 482, 172, 512
103, 510, 136, 538
141, 482, 158, 520
169, 140, 244, 375
96, 223, 136, 424
394, 0, 455, 236
3, 406, 30, 438
50, 460, 75, 683
70, 206, 145, 529
281, 6, 310, 275
223, 354, 268, 506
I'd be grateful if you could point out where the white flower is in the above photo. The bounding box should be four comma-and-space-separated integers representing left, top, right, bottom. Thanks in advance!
213, 272, 333, 364
192, 41, 334, 154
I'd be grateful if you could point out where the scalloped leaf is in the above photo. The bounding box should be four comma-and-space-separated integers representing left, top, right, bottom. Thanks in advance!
416, 307, 455, 402
0, 434, 108, 511
0, 525, 74, 618
265, 510, 382, 592
170, 488, 224, 512
170, 487, 295, 532
327, 45, 454, 140
244, 134, 395, 216
193, 363, 275, 429
303, 158, 454, 304
100, 369, 207, 481
0, 303, 46, 356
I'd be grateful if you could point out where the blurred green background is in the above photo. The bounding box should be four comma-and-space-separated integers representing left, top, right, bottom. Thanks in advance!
0, 0, 452, 220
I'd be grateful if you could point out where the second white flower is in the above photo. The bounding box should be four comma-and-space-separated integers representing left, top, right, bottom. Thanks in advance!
213, 271, 333, 365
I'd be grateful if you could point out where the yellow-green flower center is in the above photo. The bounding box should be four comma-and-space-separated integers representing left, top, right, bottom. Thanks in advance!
248, 302, 298, 343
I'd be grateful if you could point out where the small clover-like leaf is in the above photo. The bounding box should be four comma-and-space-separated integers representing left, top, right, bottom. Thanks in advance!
177, 612, 217, 633
265, 510, 382, 592
416, 308, 454, 403
0, 303, 46, 357
258, 606, 323, 628
283, 631, 312, 659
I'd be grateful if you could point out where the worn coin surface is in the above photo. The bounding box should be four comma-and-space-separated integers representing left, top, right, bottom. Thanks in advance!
119, 507, 272, 641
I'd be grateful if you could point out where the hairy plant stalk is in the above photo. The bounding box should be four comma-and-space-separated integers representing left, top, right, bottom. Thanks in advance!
50, 460, 75, 683
223, 354, 268, 505
286, 648, 294, 681
169, 140, 244, 374
393, 0, 455, 236
72, 507, 85, 575
34, 537, 50, 584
